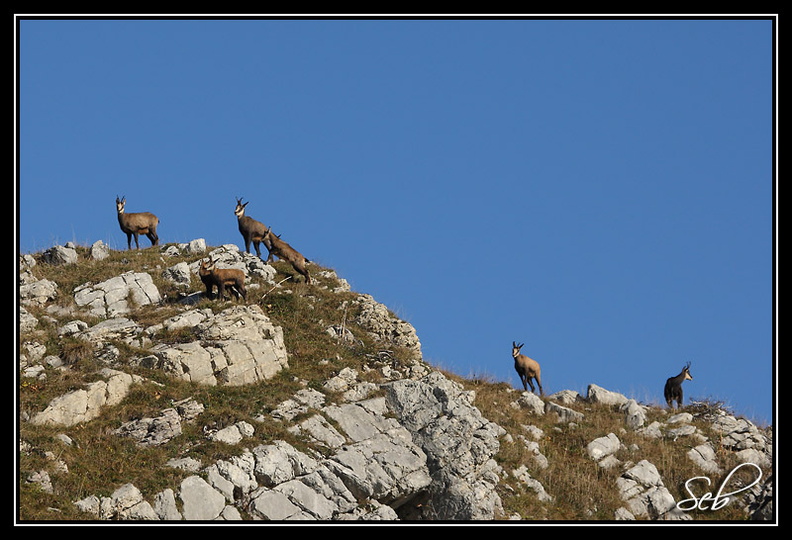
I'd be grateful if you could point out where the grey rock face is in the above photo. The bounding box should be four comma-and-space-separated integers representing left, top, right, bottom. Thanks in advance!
20, 278, 59, 306
354, 294, 422, 357
616, 460, 691, 521
147, 305, 289, 386
74, 271, 162, 317
384, 372, 505, 520
29, 369, 144, 427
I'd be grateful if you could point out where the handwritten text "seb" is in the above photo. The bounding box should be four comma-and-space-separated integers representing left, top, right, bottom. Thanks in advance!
676, 462, 763, 512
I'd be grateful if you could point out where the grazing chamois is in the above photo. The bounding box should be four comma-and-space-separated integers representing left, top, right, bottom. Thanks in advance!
512, 342, 543, 396
198, 259, 247, 302
664, 362, 693, 409
234, 198, 274, 262
115, 196, 159, 249
263, 227, 312, 284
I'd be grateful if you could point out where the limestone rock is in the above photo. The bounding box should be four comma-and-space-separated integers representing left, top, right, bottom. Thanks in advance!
74, 271, 161, 318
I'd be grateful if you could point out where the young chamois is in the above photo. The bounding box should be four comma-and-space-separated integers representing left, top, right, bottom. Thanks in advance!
263, 227, 312, 284
664, 362, 693, 409
234, 198, 274, 262
198, 259, 247, 302
115, 196, 159, 249
512, 342, 543, 396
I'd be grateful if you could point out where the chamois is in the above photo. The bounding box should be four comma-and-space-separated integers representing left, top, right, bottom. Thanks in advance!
198, 259, 247, 302
234, 198, 274, 262
512, 342, 543, 396
263, 227, 312, 284
664, 362, 693, 409
115, 196, 159, 249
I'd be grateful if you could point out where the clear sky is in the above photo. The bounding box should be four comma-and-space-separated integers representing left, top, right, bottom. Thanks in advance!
16, 16, 775, 424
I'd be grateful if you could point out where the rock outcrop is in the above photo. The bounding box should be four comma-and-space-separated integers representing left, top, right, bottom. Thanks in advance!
17, 240, 774, 522
144, 305, 289, 386
69, 368, 504, 521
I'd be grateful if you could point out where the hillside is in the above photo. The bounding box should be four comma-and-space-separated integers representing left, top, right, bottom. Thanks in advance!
17, 240, 774, 523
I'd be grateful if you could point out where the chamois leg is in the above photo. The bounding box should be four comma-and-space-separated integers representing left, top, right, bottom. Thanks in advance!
670, 389, 683, 408
127, 232, 140, 250
233, 285, 246, 302
298, 266, 311, 284
204, 284, 215, 300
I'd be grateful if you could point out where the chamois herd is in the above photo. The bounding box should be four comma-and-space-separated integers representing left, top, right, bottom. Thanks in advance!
114, 196, 311, 299
115, 196, 694, 409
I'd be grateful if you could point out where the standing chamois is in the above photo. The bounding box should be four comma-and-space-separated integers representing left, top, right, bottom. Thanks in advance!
512, 342, 543, 396
234, 198, 274, 262
664, 362, 693, 409
263, 227, 312, 284
198, 259, 247, 302
115, 196, 159, 249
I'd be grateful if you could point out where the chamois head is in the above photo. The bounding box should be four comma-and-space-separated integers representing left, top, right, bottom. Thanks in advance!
681, 362, 693, 381
234, 197, 248, 219
512, 342, 524, 358
198, 258, 215, 275
116, 196, 126, 213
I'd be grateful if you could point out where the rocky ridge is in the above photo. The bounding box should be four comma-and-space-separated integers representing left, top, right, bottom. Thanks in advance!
18, 240, 774, 522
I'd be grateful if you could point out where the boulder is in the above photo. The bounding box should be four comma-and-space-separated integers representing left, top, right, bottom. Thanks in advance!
42, 245, 78, 265
30, 369, 144, 427
74, 271, 161, 318
587, 433, 622, 461
616, 460, 690, 521
622, 399, 647, 429
179, 476, 227, 520
515, 391, 545, 415
587, 384, 629, 407
545, 400, 585, 423
90, 240, 111, 260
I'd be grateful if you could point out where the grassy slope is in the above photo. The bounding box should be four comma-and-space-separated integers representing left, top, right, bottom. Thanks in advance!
17, 244, 768, 521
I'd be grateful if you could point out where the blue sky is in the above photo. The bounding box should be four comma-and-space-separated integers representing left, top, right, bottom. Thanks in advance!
16, 16, 775, 424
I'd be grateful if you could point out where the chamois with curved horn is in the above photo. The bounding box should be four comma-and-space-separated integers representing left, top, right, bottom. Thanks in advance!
263, 227, 311, 284
664, 362, 693, 409
512, 341, 543, 396
198, 258, 247, 302
115, 196, 159, 249
234, 198, 274, 262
